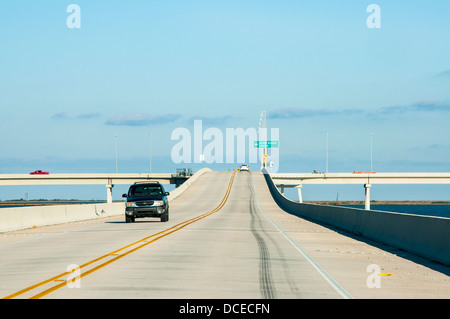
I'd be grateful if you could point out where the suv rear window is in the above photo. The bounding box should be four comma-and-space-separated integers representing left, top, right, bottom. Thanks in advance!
129, 185, 163, 197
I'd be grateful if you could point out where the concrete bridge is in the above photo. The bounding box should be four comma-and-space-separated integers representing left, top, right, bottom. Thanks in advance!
0, 173, 191, 204
2, 171, 450, 209
1, 168, 449, 300
270, 172, 450, 209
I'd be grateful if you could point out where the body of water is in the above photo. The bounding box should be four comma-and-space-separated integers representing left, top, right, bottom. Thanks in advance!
338, 204, 450, 218
1, 202, 450, 219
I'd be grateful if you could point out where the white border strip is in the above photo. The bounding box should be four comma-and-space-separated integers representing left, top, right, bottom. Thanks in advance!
251, 173, 353, 299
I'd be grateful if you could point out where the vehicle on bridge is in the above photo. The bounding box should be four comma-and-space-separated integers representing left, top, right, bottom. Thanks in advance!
122, 182, 170, 223
30, 170, 49, 175
240, 164, 249, 172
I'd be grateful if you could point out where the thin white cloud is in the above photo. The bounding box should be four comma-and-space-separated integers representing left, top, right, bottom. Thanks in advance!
76, 113, 101, 119
437, 70, 450, 78
379, 101, 450, 114
187, 115, 235, 125
105, 113, 181, 126
51, 112, 101, 120
268, 107, 363, 119
269, 101, 450, 120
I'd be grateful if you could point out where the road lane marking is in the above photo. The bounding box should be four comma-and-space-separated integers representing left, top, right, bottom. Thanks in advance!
3, 172, 235, 299
250, 173, 353, 299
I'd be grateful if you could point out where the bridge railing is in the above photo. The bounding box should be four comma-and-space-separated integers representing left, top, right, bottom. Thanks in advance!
0, 168, 212, 233
262, 169, 450, 266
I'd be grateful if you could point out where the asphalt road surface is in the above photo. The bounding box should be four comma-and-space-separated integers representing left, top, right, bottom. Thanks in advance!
1, 171, 449, 299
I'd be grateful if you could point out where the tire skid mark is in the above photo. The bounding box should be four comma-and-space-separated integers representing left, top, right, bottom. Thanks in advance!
247, 173, 304, 298
248, 174, 276, 299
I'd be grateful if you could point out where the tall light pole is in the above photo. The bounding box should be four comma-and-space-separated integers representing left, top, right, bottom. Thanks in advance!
258, 111, 267, 170
149, 133, 152, 174
326, 132, 329, 174
370, 132, 373, 172
115, 134, 118, 174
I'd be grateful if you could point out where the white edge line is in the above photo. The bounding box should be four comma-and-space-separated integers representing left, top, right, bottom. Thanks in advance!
251, 173, 353, 299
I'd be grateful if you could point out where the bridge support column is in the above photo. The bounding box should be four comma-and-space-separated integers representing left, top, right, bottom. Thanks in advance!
106, 182, 114, 204
279, 184, 285, 196
295, 184, 303, 203
364, 183, 371, 210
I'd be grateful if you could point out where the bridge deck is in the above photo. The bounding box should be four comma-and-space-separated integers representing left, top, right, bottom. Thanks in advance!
1, 171, 449, 299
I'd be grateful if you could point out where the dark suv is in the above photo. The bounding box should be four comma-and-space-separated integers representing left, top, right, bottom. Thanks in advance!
122, 182, 170, 223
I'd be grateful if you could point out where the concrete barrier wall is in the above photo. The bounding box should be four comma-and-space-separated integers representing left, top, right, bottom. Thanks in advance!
0, 168, 212, 233
167, 168, 212, 202
262, 169, 450, 266
0, 203, 124, 233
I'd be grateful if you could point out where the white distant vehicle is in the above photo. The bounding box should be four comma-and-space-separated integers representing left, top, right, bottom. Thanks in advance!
240, 164, 249, 171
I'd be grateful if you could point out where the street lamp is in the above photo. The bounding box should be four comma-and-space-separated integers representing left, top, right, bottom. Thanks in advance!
149, 133, 152, 174
115, 134, 118, 174
326, 132, 328, 174
370, 132, 373, 172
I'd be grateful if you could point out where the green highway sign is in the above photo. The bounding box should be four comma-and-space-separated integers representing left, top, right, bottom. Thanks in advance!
253, 140, 279, 148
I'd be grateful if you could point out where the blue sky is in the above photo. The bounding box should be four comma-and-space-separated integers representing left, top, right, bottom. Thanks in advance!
1, 1, 450, 201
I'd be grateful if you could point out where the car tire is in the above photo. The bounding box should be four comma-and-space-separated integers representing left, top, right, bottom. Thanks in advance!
160, 209, 169, 222
125, 215, 135, 223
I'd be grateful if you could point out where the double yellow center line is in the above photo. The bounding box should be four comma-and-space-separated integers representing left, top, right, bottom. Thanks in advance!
4, 171, 236, 299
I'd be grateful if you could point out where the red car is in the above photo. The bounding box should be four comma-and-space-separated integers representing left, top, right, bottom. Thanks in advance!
30, 170, 49, 175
